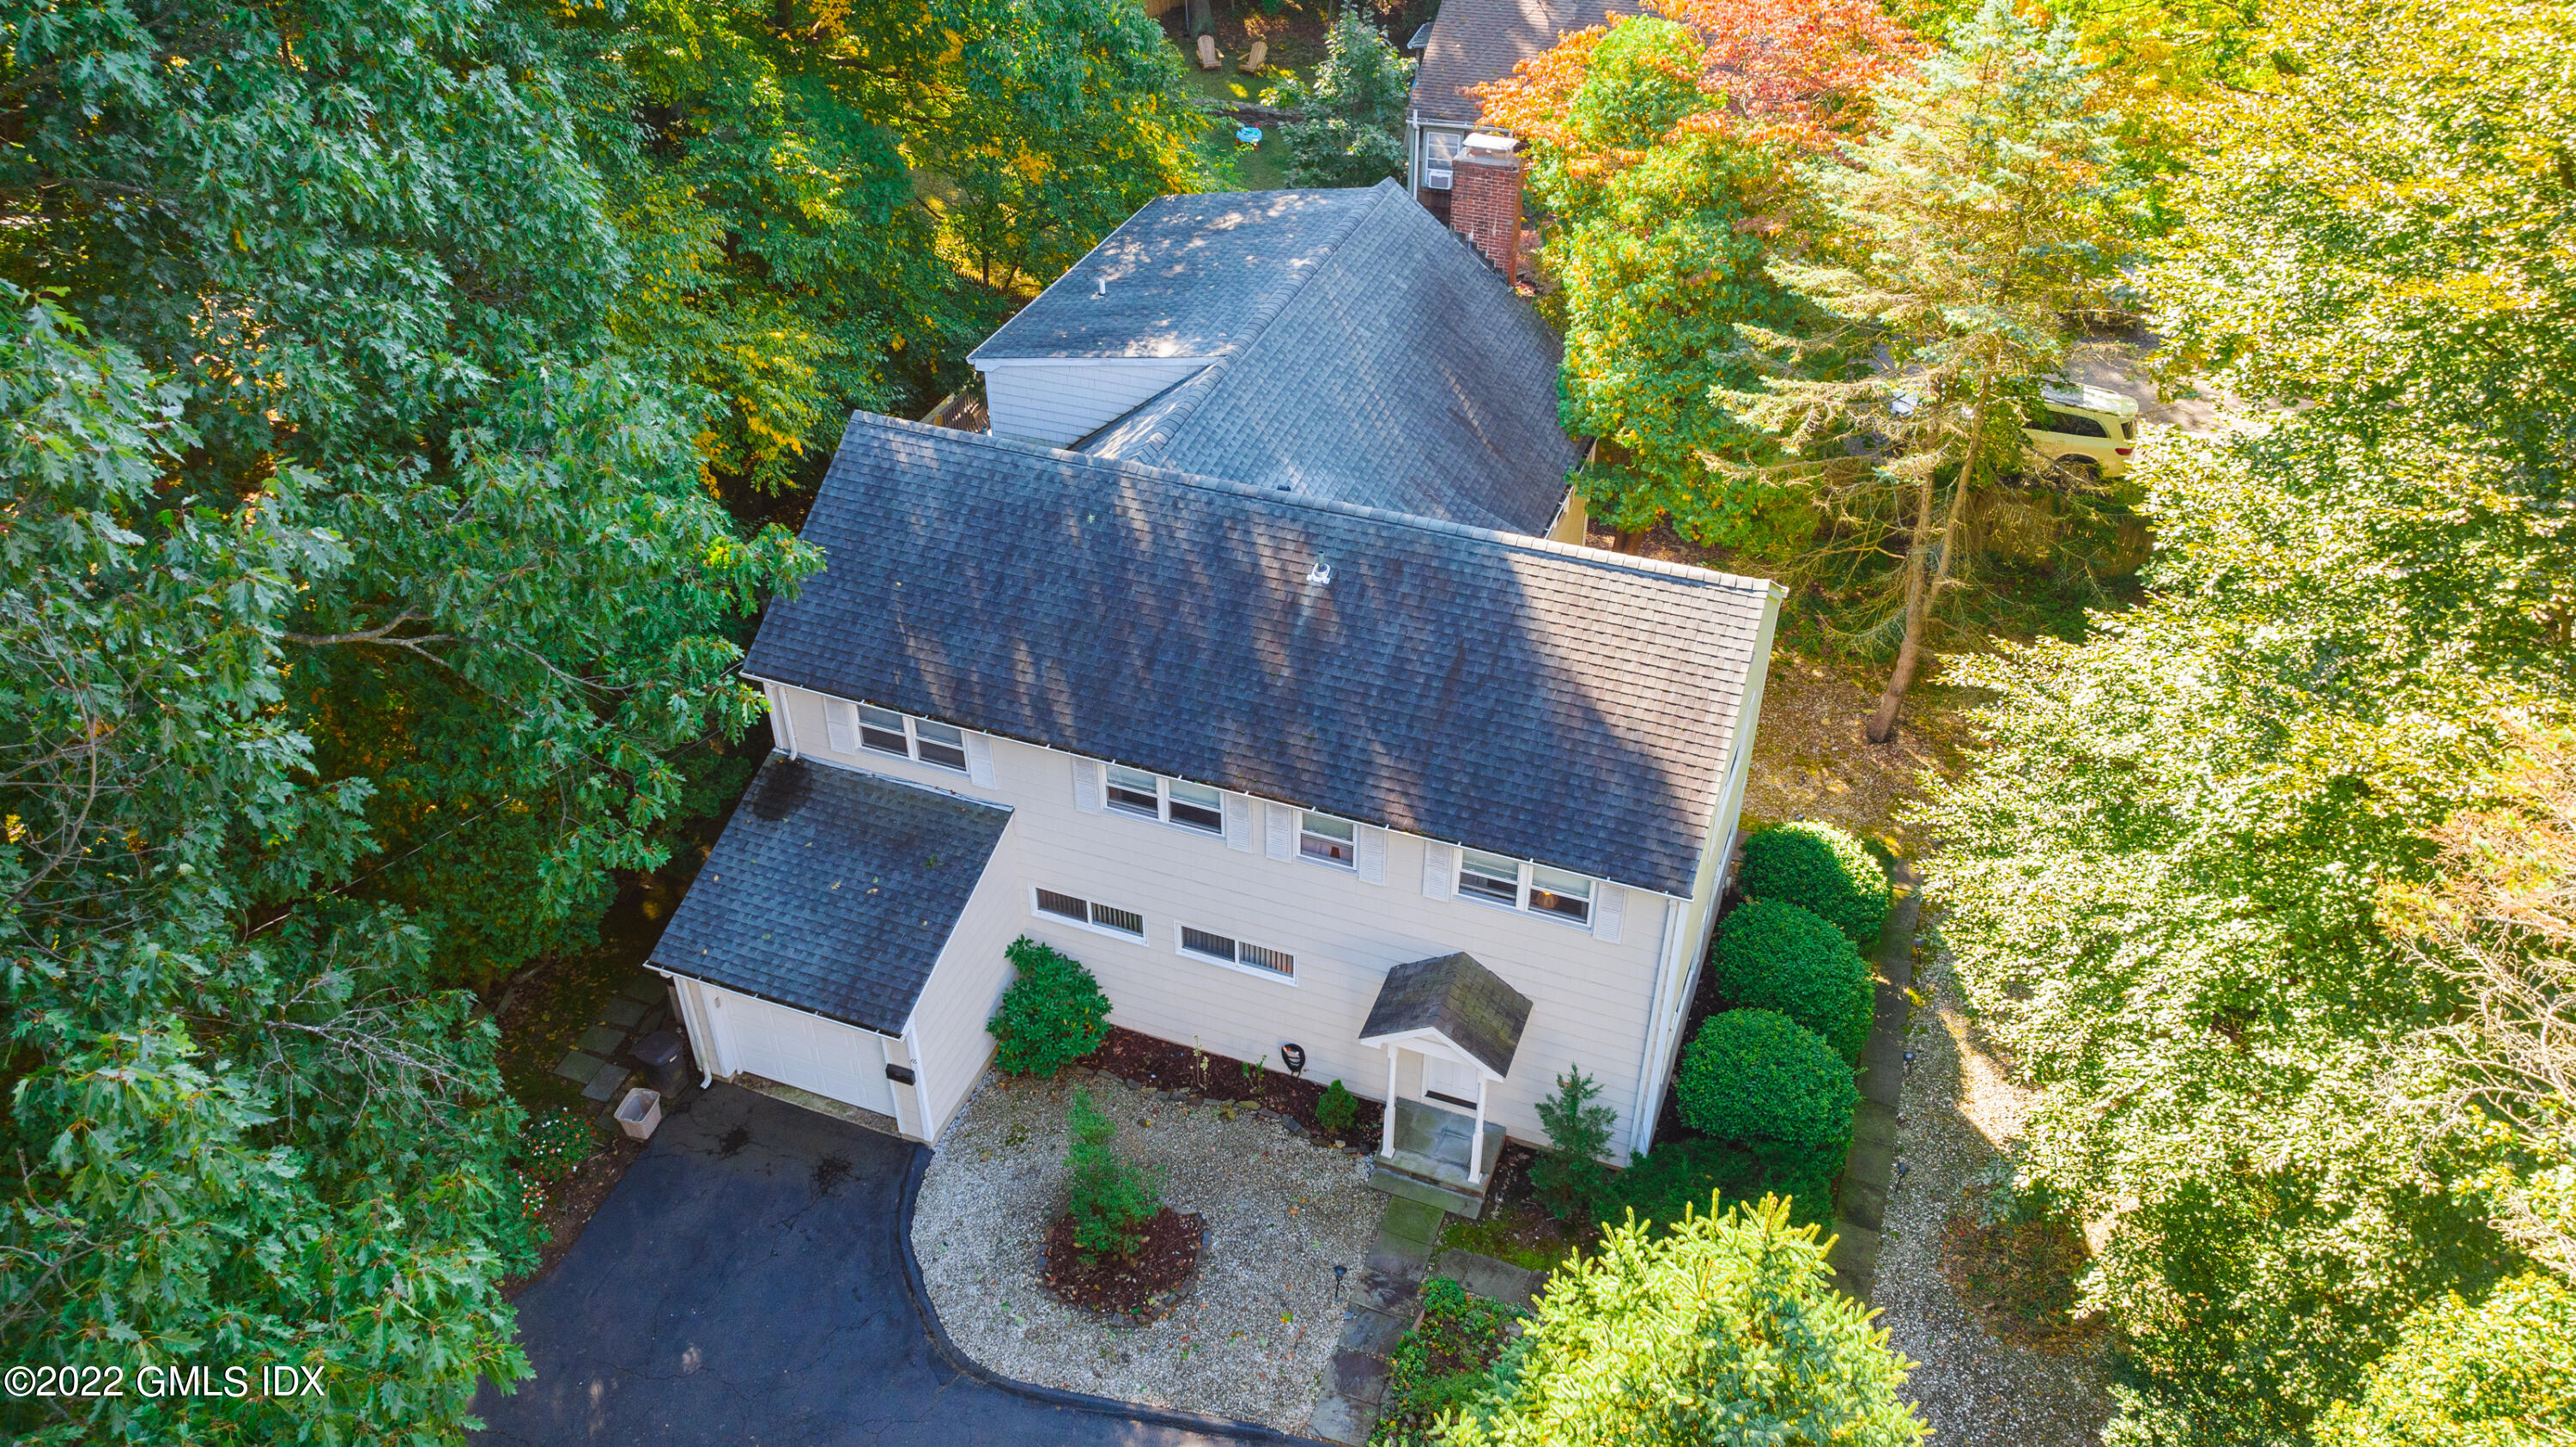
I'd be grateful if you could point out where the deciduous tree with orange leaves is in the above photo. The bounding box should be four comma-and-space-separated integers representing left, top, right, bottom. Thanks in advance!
1473, 0, 1916, 558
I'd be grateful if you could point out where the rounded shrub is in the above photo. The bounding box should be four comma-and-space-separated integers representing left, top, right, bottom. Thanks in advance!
1608, 1135, 1837, 1233
1709, 898, 1874, 1064
1737, 821, 1892, 945
987, 936, 1110, 1077
1674, 1008, 1858, 1153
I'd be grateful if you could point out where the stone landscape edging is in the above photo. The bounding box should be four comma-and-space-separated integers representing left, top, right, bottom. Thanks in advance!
895, 1143, 1339, 1447
1826, 860, 1924, 1301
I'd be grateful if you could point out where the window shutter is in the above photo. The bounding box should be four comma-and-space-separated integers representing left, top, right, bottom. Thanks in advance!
1223, 793, 1255, 852
1357, 825, 1388, 885
1421, 842, 1456, 900
1264, 803, 1296, 860
1072, 757, 1104, 813
963, 732, 996, 787
1590, 883, 1625, 943
823, 699, 860, 754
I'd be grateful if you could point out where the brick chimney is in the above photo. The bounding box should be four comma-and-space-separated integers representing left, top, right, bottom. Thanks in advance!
1450, 132, 1523, 280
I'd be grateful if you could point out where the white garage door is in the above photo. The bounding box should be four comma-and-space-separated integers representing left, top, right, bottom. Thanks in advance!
708, 989, 898, 1118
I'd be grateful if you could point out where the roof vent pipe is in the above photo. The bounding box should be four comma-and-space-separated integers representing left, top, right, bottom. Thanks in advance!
1306, 561, 1333, 587
1093, 277, 1109, 298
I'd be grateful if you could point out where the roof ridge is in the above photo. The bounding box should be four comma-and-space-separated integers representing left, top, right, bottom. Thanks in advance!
850, 410, 1782, 595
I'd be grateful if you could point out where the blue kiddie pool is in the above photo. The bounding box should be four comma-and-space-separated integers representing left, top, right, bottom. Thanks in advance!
1236, 125, 1262, 145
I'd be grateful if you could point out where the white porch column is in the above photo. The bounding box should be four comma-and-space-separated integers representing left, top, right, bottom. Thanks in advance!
1467, 1076, 1489, 1187
1382, 1046, 1400, 1158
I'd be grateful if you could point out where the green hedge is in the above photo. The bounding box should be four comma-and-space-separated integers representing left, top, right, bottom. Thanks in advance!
987, 936, 1110, 1077
1608, 1135, 1837, 1233
1709, 898, 1874, 1064
1674, 1008, 1857, 1154
1737, 822, 1892, 945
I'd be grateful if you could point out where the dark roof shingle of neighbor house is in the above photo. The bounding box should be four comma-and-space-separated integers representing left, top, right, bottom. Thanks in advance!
1360, 951, 1535, 1078
651, 757, 1012, 1032
969, 180, 1581, 537
1409, 0, 1651, 125
744, 414, 1780, 898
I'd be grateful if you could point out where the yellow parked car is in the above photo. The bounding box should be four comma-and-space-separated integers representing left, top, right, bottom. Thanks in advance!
2023, 383, 2141, 481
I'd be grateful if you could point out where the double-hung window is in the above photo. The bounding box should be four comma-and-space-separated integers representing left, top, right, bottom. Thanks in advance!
1034, 886, 1145, 940
1299, 812, 1358, 868
1103, 765, 1225, 836
850, 703, 969, 774
1455, 850, 1595, 926
1177, 923, 1295, 982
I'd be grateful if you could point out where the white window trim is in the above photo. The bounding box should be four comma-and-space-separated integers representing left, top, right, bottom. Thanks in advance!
1296, 810, 1360, 872
1451, 853, 1597, 929
838, 699, 973, 776
1028, 885, 1148, 943
1101, 765, 1229, 840
1172, 921, 1298, 987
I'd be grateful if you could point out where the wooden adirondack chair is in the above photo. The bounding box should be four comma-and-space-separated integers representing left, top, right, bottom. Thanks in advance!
1238, 40, 1267, 73
1197, 33, 1219, 69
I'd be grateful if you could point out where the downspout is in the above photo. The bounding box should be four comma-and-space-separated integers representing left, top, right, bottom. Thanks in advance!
1626, 896, 1691, 1158
768, 680, 799, 759
1406, 108, 1422, 198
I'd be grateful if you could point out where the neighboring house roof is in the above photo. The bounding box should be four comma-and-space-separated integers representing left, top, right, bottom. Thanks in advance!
652, 757, 1012, 1034
1408, 0, 1651, 125
744, 414, 1780, 897
971, 182, 1580, 536
1359, 952, 1534, 1078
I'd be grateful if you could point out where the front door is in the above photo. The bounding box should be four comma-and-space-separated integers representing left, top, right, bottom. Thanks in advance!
1419, 1051, 1480, 1110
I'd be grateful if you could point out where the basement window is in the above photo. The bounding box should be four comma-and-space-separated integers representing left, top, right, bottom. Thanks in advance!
1178, 922, 1296, 981
1033, 886, 1145, 940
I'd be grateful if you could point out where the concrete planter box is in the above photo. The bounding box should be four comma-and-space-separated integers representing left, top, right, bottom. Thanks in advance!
615, 1086, 664, 1141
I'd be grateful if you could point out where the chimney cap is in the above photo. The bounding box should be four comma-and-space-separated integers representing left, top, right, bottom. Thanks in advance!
1463, 132, 1517, 155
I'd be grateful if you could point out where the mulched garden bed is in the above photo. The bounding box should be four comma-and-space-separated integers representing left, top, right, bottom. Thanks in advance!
1041, 1207, 1206, 1321
1082, 1026, 1383, 1151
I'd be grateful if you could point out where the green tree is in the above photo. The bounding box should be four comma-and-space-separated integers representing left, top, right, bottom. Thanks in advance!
0, 295, 538, 1444
1265, 9, 1414, 187
1726, 0, 2136, 740
2314, 1274, 2576, 1447
1530, 1068, 1618, 1221
1911, 3, 2576, 1429
1443, 1195, 1925, 1445
1065, 1091, 1163, 1261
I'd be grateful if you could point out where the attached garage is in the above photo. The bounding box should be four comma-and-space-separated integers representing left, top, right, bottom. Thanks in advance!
698, 988, 899, 1121
649, 757, 1015, 1140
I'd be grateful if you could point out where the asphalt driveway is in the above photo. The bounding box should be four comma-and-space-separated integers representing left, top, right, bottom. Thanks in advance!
476, 1083, 1303, 1446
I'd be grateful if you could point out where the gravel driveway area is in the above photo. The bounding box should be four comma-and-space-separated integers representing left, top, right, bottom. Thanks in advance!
914, 1067, 1388, 1434
1879, 944, 2112, 1447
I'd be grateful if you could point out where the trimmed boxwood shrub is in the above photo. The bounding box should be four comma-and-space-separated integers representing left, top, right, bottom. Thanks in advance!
1674, 1008, 1858, 1153
1608, 1135, 1837, 1233
1738, 821, 1893, 945
987, 936, 1110, 1077
1709, 897, 1874, 1064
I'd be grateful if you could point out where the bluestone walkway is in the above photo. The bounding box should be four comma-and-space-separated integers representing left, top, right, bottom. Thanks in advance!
476, 1083, 1318, 1446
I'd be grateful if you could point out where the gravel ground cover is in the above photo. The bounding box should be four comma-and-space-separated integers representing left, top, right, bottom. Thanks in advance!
913, 1067, 1388, 1432
1879, 944, 2112, 1447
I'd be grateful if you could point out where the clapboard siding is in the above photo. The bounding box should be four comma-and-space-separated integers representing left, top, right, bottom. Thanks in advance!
769, 684, 1681, 1146
900, 826, 1032, 1141
982, 361, 1203, 447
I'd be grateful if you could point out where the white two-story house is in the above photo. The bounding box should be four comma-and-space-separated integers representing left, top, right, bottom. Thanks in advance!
648, 182, 1783, 1208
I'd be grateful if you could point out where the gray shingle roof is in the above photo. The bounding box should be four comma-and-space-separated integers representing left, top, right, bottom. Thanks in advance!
974, 182, 1581, 536
652, 757, 1012, 1032
972, 189, 1384, 362
1358, 952, 1534, 1078
1409, 0, 1650, 125
744, 414, 1778, 897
